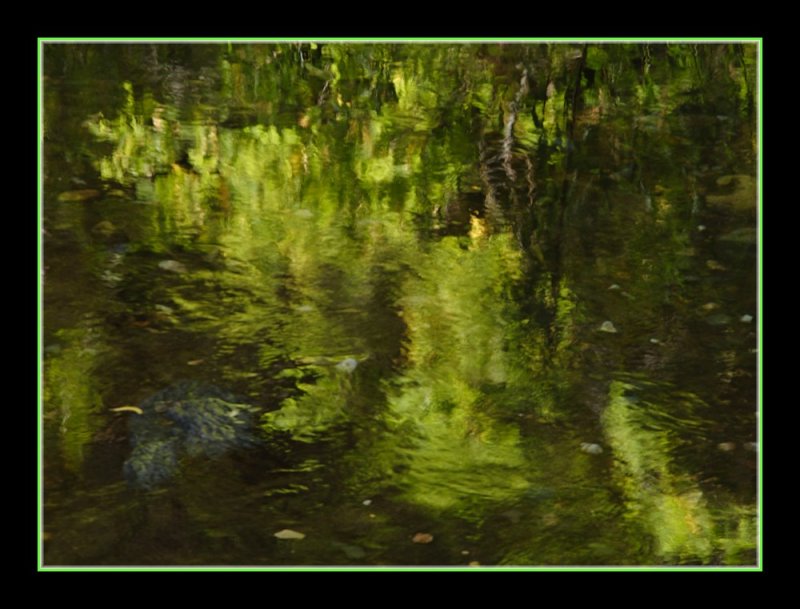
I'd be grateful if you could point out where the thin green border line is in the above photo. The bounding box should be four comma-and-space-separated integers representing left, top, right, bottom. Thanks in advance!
38, 37, 763, 43
757, 37, 763, 571
38, 38, 762, 573
37, 38, 44, 571
38, 566, 760, 572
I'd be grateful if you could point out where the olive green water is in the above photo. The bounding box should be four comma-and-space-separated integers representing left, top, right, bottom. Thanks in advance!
41, 42, 759, 567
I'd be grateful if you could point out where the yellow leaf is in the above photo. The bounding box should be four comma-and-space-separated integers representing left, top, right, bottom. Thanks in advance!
110, 406, 143, 415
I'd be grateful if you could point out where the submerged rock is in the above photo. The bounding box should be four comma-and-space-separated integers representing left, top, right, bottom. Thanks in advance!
158, 260, 188, 274
124, 438, 180, 490
123, 381, 259, 489
599, 321, 618, 333
335, 357, 359, 373
412, 532, 434, 544
580, 442, 603, 455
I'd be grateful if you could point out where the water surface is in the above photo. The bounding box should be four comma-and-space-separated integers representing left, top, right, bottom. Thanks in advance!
41, 42, 759, 567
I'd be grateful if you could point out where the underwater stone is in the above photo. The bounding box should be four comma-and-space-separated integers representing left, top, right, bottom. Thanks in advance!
335, 358, 359, 373
158, 259, 188, 274
599, 321, 618, 333
123, 381, 258, 489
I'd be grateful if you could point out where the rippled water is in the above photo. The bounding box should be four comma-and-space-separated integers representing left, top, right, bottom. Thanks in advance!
41, 42, 759, 567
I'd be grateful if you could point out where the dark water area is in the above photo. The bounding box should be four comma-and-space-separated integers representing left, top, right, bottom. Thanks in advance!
41, 42, 759, 567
